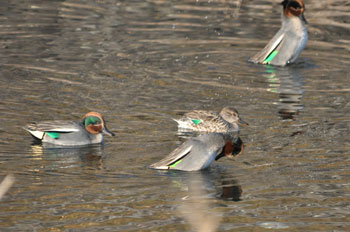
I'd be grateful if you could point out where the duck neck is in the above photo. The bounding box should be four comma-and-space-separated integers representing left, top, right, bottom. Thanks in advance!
229, 123, 240, 133
281, 13, 305, 32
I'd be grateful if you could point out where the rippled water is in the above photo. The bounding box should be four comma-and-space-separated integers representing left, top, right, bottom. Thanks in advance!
0, 0, 349, 231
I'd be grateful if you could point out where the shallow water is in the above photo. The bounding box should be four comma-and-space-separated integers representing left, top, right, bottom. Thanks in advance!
0, 0, 349, 231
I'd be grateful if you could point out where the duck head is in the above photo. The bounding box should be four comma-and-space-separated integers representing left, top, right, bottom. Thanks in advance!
281, 0, 307, 24
220, 107, 249, 126
214, 141, 236, 161
82, 112, 115, 136
215, 136, 245, 161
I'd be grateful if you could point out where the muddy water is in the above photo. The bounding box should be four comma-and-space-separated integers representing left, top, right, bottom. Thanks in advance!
0, 0, 349, 231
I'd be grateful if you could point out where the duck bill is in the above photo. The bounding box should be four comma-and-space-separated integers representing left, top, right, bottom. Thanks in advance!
238, 118, 249, 126
301, 13, 307, 24
215, 151, 226, 161
102, 127, 115, 136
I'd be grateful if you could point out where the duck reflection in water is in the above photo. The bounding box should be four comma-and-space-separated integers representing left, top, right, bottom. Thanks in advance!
264, 65, 304, 120
165, 170, 242, 231
29, 144, 105, 169
218, 172, 242, 202
162, 168, 243, 201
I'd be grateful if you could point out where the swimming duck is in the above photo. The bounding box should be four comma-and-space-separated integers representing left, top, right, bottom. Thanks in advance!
174, 107, 248, 133
23, 112, 115, 146
249, 0, 308, 66
149, 133, 244, 171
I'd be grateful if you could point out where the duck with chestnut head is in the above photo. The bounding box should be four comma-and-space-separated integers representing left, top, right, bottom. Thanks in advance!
249, 0, 308, 66
149, 132, 244, 171
23, 112, 115, 146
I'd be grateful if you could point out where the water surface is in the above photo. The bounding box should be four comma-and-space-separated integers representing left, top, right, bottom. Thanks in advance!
0, 0, 349, 231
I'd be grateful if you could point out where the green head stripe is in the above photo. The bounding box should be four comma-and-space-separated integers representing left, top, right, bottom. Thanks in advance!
46, 132, 60, 139
264, 50, 279, 63
85, 116, 101, 127
169, 159, 182, 168
192, 119, 202, 125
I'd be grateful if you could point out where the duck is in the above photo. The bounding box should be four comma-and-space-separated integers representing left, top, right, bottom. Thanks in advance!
23, 112, 115, 146
249, 0, 308, 66
149, 133, 244, 171
173, 107, 248, 133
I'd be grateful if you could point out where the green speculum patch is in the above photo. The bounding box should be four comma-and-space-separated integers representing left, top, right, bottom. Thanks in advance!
169, 159, 182, 168
192, 119, 202, 125
46, 132, 60, 139
264, 50, 279, 63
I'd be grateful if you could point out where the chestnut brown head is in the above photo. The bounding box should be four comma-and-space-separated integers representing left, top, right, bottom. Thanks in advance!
281, 0, 307, 22
82, 112, 115, 136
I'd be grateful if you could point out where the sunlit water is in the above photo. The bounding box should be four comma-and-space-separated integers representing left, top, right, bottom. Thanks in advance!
0, 0, 349, 231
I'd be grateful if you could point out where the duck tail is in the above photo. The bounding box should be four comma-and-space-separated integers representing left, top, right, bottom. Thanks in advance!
23, 124, 44, 140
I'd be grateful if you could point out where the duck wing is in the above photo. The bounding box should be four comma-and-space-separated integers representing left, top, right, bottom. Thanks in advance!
24, 120, 81, 132
23, 120, 81, 139
149, 142, 193, 170
185, 110, 217, 121
249, 30, 285, 64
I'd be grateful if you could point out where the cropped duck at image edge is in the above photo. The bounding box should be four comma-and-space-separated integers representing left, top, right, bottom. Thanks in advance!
249, 0, 308, 66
